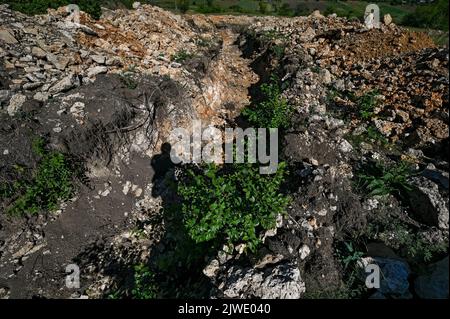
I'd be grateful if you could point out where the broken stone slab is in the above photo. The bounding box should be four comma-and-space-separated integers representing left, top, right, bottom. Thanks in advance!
87, 66, 108, 78
407, 176, 449, 230
31, 46, 47, 59
359, 256, 411, 298
415, 256, 449, 299
7, 93, 26, 116
91, 54, 106, 64
48, 74, 80, 95
220, 263, 305, 299
384, 14, 393, 26
46, 53, 70, 71
0, 28, 18, 44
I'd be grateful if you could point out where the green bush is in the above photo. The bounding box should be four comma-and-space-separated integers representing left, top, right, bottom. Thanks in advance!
178, 162, 289, 252
3, 0, 103, 19
401, 0, 449, 31
242, 75, 292, 129
6, 137, 75, 215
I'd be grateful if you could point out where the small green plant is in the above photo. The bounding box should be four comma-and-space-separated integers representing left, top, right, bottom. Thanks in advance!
108, 264, 159, 299
171, 49, 193, 63
6, 137, 75, 215
357, 90, 379, 120
131, 264, 159, 299
120, 65, 138, 89
242, 75, 292, 129
178, 162, 289, 252
366, 216, 448, 263
335, 241, 368, 298
270, 44, 285, 60
356, 161, 412, 197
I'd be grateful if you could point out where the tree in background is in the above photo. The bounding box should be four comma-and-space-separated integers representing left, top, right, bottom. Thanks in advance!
402, 0, 449, 30
177, 0, 190, 13
259, 0, 268, 14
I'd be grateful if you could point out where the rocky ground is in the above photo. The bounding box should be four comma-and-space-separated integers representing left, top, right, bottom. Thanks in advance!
0, 4, 448, 299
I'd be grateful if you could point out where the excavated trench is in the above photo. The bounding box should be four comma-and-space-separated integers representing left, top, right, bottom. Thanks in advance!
0, 24, 263, 298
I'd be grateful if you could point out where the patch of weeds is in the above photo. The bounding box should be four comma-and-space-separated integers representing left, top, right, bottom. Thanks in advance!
357, 90, 379, 120
108, 264, 159, 299
196, 37, 212, 48
242, 75, 293, 129
366, 217, 448, 263
260, 29, 287, 42
346, 126, 390, 150
335, 241, 368, 299
311, 65, 321, 74
131, 264, 159, 299
178, 162, 289, 252
355, 161, 413, 198
5, 137, 77, 215
270, 44, 285, 60
171, 49, 194, 63
120, 65, 138, 89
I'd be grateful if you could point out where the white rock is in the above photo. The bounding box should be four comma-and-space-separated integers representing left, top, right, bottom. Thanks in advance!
299, 244, 311, 260
91, 54, 106, 64
7, 94, 26, 116
87, 66, 108, 77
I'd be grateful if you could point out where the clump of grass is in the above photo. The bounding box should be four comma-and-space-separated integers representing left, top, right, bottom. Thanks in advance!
355, 161, 412, 198
120, 65, 138, 89
171, 49, 194, 63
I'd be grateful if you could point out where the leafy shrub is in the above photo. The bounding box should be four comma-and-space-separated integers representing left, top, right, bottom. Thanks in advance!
355, 161, 412, 197
6, 137, 75, 215
242, 75, 292, 129
178, 162, 289, 252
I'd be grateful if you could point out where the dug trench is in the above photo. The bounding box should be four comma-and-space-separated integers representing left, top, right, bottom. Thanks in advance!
0, 24, 261, 298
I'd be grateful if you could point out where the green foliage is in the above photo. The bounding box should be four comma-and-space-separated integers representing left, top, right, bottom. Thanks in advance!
402, 0, 449, 31
356, 161, 412, 197
131, 264, 159, 299
176, 0, 190, 13
178, 162, 289, 252
366, 216, 448, 263
357, 90, 379, 120
4, 0, 103, 19
345, 125, 390, 150
171, 49, 193, 63
242, 75, 292, 129
120, 65, 138, 89
258, 0, 268, 14
277, 3, 293, 16
335, 241, 368, 299
6, 137, 75, 215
